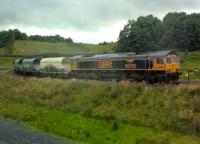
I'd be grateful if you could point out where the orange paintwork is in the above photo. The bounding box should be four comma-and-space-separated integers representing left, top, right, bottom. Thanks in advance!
166, 63, 180, 73
151, 56, 180, 73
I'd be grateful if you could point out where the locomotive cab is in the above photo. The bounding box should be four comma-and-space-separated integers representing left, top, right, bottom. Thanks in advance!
165, 55, 180, 73
153, 54, 180, 73
141, 51, 180, 82
148, 51, 179, 71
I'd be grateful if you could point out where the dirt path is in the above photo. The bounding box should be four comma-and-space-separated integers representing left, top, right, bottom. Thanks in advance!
0, 117, 77, 144
0, 68, 10, 71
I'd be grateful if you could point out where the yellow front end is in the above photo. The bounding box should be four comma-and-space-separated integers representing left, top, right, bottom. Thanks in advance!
166, 63, 180, 73
165, 55, 180, 73
151, 55, 180, 73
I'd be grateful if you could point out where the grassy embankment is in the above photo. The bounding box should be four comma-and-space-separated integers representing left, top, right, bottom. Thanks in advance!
0, 40, 115, 55
179, 52, 200, 80
0, 72, 200, 143
0, 40, 115, 69
0, 57, 16, 68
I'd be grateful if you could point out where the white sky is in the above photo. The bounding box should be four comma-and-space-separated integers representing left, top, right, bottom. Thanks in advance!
0, 0, 200, 43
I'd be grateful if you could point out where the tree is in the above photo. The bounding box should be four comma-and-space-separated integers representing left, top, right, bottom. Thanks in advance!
161, 12, 200, 51
0, 30, 15, 50
117, 15, 163, 53
65, 38, 73, 43
116, 20, 133, 52
0, 29, 28, 50
161, 12, 187, 50
29, 34, 73, 43
13, 29, 28, 40
0, 29, 74, 52
179, 14, 200, 51
6, 30, 15, 54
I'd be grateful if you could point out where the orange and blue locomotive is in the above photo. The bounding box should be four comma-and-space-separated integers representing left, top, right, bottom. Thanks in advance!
70, 51, 180, 82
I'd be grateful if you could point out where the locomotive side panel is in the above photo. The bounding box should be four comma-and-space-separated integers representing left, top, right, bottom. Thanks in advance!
73, 59, 153, 71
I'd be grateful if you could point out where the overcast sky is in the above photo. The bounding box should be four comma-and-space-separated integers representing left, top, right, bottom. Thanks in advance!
0, 0, 200, 43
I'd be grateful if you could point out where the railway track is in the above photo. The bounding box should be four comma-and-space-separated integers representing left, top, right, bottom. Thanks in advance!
4, 70, 200, 85
172, 80, 200, 85
0, 68, 10, 71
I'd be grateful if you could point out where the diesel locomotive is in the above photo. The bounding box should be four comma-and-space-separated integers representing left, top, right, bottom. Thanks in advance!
14, 51, 180, 82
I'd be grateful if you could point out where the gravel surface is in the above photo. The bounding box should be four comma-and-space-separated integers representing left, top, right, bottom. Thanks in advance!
0, 117, 77, 144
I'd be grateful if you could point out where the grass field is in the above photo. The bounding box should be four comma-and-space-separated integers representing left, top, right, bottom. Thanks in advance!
179, 52, 200, 80
0, 57, 15, 68
180, 52, 200, 70
1, 101, 200, 144
0, 40, 115, 55
0, 72, 200, 143
0, 40, 115, 69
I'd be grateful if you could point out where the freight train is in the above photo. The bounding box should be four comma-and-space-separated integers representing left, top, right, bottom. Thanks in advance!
13, 51, 180, 83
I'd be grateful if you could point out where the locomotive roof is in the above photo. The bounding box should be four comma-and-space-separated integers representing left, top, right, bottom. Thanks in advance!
70, 53, 136, 60
22, 58, 40, 63
91, 53, 136, 59
15, 59, 22, 62
70, 51, 177, 61
40, 57, 67, 63
139, 51, 177, 57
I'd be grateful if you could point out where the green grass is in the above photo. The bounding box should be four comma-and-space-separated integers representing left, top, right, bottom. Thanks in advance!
0, 57, 15, 68
1, 101, 200, 144
79, 43, 115, 54
0, 101, 164, 144
1, 72, 200, 143
0, 40, 115, 55
180, 52, 200, 70
179, 52, 200, 80
0, 40, 114, 69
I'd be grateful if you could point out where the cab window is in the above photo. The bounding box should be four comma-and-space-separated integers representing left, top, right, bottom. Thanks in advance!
172, 57, 179, 63
166, 57, 172, 64
166, 56, 179, 64
157, 58, 164, 64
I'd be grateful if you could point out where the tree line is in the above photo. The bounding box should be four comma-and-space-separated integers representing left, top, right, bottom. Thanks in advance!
29, 35, 73, 43
0, 29, 73, 49
117, 12, 200, 53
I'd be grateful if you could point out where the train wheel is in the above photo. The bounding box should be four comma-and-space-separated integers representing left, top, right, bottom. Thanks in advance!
120, 74, 127, 80
146, 79, 159, 84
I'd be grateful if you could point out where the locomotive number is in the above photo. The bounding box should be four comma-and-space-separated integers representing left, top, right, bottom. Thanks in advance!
99, 61, 112, 69
125, 63, 136, 69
